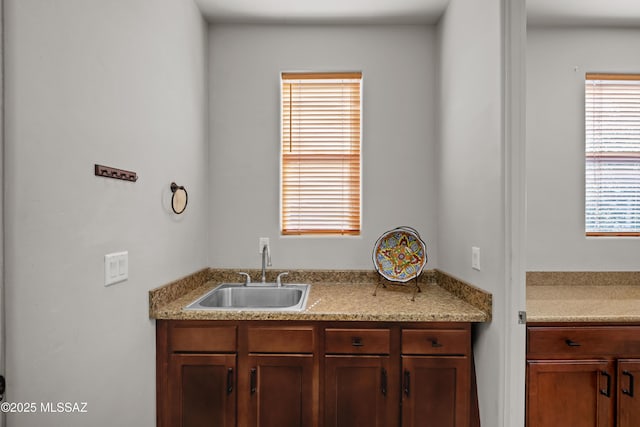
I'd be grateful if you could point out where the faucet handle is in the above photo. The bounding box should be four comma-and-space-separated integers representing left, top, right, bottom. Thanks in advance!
276, 272, 289, 287
238, 272, 251, 285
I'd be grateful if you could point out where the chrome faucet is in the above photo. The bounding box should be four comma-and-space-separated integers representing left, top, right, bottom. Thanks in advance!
276, 271, 289, 287
261, 243, 271, 283
238, 272, 251, 286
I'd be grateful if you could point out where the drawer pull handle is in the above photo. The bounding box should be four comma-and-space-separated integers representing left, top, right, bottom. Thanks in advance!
600, 371, 611, 397
351, 337, 364, 347
227, 368, 233, 394
381, 368, 387, 396
250, 368, 257, 395
430, 339, 443, 348
622, 371, 635, 397
565, 339, 581, 347
403, 370, 411, 397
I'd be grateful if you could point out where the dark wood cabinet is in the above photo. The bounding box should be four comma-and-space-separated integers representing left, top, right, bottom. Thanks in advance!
527, 359, 613, 427
157, 320, 473, 427
526, 324, 640, 427
402, 356, 470, 427
241, 325, 316, 427
324, 356, 396, 427
400, 328, 470, 427
168, 354, 237, 427
243, 355, 314, 427
323, 327, 397, 427
617, 360, 640, 427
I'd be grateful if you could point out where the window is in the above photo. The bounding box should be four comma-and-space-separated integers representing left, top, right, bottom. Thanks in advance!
281, 72, 362, 235
585, 73, 640, 236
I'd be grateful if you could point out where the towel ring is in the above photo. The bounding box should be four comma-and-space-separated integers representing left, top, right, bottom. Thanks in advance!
170, 182, 188, 214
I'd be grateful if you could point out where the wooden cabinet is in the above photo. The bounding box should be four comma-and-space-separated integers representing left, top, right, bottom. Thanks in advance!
168, 354, 236, 427
157, 322, 237, 427
241, 326, 316, 427
324, 328, 397, 427
526, 324, 640, 427
157, 321, 473, 427
158, 322, 318, 427
401, 328, 471, 427
617, 360, 640, 427
244, 354, 314, 427
324, 355, 395, 427
527, 359, 613, 427
401, 356, 470, 427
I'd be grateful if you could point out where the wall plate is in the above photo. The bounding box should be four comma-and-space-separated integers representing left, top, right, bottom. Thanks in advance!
105, 251, 128, 286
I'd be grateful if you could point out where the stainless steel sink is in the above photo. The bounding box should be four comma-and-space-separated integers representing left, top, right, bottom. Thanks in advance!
185, 283, 310, 311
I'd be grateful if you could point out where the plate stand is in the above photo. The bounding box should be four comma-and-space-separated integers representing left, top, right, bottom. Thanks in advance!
372, 273, 422, 301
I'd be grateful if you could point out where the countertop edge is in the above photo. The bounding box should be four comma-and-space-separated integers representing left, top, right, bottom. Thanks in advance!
151, 311, 489, 322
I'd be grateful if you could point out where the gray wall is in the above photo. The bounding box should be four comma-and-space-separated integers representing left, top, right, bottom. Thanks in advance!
437, 0, 506, 425
208, 24, 439, 270
527, 27, 640, 271
4, 0, 209, 425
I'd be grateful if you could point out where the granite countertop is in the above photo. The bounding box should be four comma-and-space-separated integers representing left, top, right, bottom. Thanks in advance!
526, 272, 640, 323
149, 269, 491, 322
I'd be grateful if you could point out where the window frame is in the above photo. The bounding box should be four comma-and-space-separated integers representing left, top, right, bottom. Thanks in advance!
585, 72, 640, 237
279, 72, 362, 236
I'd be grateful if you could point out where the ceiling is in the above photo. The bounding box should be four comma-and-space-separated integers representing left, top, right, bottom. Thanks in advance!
193, 0, 449, 24
194, 0, 640, 26
527, 0, 640, 26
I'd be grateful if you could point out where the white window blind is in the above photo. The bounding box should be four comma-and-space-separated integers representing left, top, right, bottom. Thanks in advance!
281, 72, 362, 235
585, 73, 640, 236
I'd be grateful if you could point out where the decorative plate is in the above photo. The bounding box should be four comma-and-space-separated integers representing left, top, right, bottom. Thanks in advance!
372, 227, 427, 283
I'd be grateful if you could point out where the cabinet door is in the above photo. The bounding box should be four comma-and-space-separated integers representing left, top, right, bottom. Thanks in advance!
618, 359, 640, 427
245, 354, 314, 427
324, 355, 397, 427
527, 360, 613, 427
168, 353, 236, 427
401, 356, 469, 427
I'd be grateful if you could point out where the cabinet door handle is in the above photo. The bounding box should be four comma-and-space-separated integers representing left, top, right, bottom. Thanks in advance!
430, 339, 443, 348
403, 370, 411, 397
600, 371, 611, 397
381, 368, 387, 396
565, 339, 581, 347
227, 368, 233, 394
250, 368, 257, 395
622, 370, 635, 397
351, 337, 364, 347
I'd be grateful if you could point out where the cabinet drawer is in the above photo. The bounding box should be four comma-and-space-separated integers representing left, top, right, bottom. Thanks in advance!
528, 326, 640, 358
325, 329, 390, 354
170, 325, 236, 352
401, 329, 469, 355
247, 326, 314, 353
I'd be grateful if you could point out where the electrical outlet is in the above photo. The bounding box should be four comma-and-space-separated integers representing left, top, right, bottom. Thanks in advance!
472, 247, 481, 271
105, 251, 128, 286
258, 237, 270, 254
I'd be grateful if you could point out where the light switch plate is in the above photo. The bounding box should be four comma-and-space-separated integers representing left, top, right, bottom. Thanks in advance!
472, 247, 481, 271
105, 251, 128, 286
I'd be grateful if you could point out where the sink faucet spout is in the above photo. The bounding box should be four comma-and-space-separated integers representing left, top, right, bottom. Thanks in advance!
261, 244, 271, 283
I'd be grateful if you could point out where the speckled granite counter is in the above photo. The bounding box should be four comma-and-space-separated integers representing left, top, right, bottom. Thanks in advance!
527, 272, 640, 323
149, 269, 491, 322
